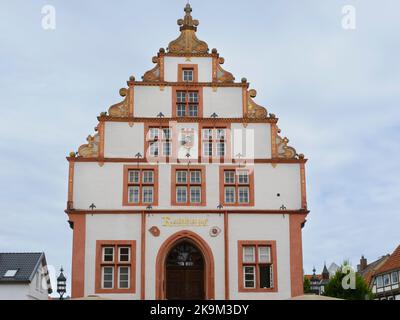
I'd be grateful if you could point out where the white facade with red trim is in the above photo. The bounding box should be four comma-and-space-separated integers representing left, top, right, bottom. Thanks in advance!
66, 4, 309, 300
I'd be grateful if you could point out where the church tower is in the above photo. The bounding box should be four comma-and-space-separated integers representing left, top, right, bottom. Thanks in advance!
66, 4, 309, 300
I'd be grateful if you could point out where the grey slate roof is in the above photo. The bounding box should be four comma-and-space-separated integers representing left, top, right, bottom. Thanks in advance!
0, 253, 45, 283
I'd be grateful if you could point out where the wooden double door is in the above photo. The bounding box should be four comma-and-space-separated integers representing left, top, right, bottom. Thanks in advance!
165, 241, 205, 300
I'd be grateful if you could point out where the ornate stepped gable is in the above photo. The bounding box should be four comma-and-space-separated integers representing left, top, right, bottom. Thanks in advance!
74, 4, 302, 160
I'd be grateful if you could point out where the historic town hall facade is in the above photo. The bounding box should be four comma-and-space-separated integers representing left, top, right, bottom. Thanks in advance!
66, 5, 309, 300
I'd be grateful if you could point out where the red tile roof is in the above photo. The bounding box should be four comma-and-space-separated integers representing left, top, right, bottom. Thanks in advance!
305, 274, 322, 281
376, 245, 400, 274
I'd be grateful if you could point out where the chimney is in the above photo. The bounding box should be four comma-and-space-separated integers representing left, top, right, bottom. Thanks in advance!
359, 256, 367, 272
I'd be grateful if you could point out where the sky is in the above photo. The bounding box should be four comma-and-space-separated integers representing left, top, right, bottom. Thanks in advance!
0, 0, 399, 297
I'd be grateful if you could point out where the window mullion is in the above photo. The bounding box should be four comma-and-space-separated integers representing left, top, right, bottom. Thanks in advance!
139, 171, 143, 204
235, 181, 239, 205
113, 245, 118, 289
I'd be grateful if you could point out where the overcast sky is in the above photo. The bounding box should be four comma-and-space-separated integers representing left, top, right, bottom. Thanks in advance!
0, 0, 399, 296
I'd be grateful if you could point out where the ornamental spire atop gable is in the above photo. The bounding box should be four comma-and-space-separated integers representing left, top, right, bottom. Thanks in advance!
168, 4, 209, 54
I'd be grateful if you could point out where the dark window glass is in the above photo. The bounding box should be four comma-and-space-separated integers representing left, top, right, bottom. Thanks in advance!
259, 265, 272, 289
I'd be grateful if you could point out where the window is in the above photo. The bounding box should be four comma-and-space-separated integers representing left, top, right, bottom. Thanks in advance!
376, 275, 383, 288
190, 187, 201, 203
392, 271, 399, 284
201, 128, 227, 158
178, 64, 198, 82
103, 247, 114, 262
123, 166, 158, 206
118, 267, 130, 289
244, 266, 256, 289
119, 247, 130, 262
238, 241, 277, 292
224, 187, 235, 204
183, 69, 194, 82
224, 171, 235, 184
384, 274, 391, 286
3, 270, 18, 278
146, 127, 172, 158
190, 171, 201, 183
142, 187, 154, 204
96, 241, 136, 294
238, 187, 249, 204
220, 168, 254, 206
175, 91, 199, 117
176, 186, 187, 203
102, 267, 114, 289
172, 166, 205, 206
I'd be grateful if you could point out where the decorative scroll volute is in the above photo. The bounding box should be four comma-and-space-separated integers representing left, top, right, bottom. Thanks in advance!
216, 57, 235, 83
167, 4, 209, 54
276, 128, 297, 159
143, 56, 161, 82
246, 89, 268, 119
78, 134, 100, 158
108, 88, 129, 117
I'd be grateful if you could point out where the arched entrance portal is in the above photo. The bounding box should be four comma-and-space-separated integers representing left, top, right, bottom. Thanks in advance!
166, 241, 204, 300
155, 231, 215, 300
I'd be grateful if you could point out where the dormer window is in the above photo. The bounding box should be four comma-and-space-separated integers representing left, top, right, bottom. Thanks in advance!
183, 69, 194, 82
4, 270, 18, 278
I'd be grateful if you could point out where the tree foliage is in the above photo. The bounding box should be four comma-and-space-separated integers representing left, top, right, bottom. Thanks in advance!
323, 263, 373, 300
303, 276, 312, 294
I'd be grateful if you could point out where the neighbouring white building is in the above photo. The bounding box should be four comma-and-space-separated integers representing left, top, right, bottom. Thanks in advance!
0, 253, 52, 300
66, 4, 309, 300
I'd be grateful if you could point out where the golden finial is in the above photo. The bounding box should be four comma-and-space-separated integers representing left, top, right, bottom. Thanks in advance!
178, 3, 199, 31
168, 4, 209, 54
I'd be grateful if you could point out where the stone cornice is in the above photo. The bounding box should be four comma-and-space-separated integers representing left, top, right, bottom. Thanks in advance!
66, 157, 308, 164
127, 81, 249, 88
96, 116, 279, 124
66, 208, 310, 215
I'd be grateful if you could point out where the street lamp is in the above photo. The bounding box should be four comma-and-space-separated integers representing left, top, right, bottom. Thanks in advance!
57, 267, 67, 300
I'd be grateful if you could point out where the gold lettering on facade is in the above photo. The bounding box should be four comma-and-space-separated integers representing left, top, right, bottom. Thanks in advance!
161, 216, 209, 227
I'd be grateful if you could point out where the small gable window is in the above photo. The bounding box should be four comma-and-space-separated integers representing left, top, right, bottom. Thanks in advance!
183, 69, 194, 82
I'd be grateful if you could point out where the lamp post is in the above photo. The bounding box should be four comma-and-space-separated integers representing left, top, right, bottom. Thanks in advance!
57, 267, 67, 300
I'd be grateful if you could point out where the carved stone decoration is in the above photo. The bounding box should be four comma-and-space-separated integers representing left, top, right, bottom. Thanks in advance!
167, 4, 209, 54
78, 134, 100, 158
108, 88, 129, 117
143, 56, 161, 82
276, 131, 298, 159
246, 89, 268, 119
209, 227, 221, 238
216, 57, 235, 83
149, 226, 161, 237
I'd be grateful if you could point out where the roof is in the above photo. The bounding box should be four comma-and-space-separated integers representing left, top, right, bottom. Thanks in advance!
376, 245, 400, 275
328, 262, 340, 274
359, 256, 388, 276
305, 274, 322, 281
0, 253, 46, 283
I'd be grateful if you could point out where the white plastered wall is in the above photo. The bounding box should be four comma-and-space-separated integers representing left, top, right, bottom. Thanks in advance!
229, 214, 291, 300
83, 213, 292, 300
203, 87, 243, 118
73, 163, 302, 210
104, 122, 144, 158
84, 214, 141, 300
164, 57, 213, 82
103, 121, 271, 161
134, 86, 172, 118
231, 123, 272, 159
